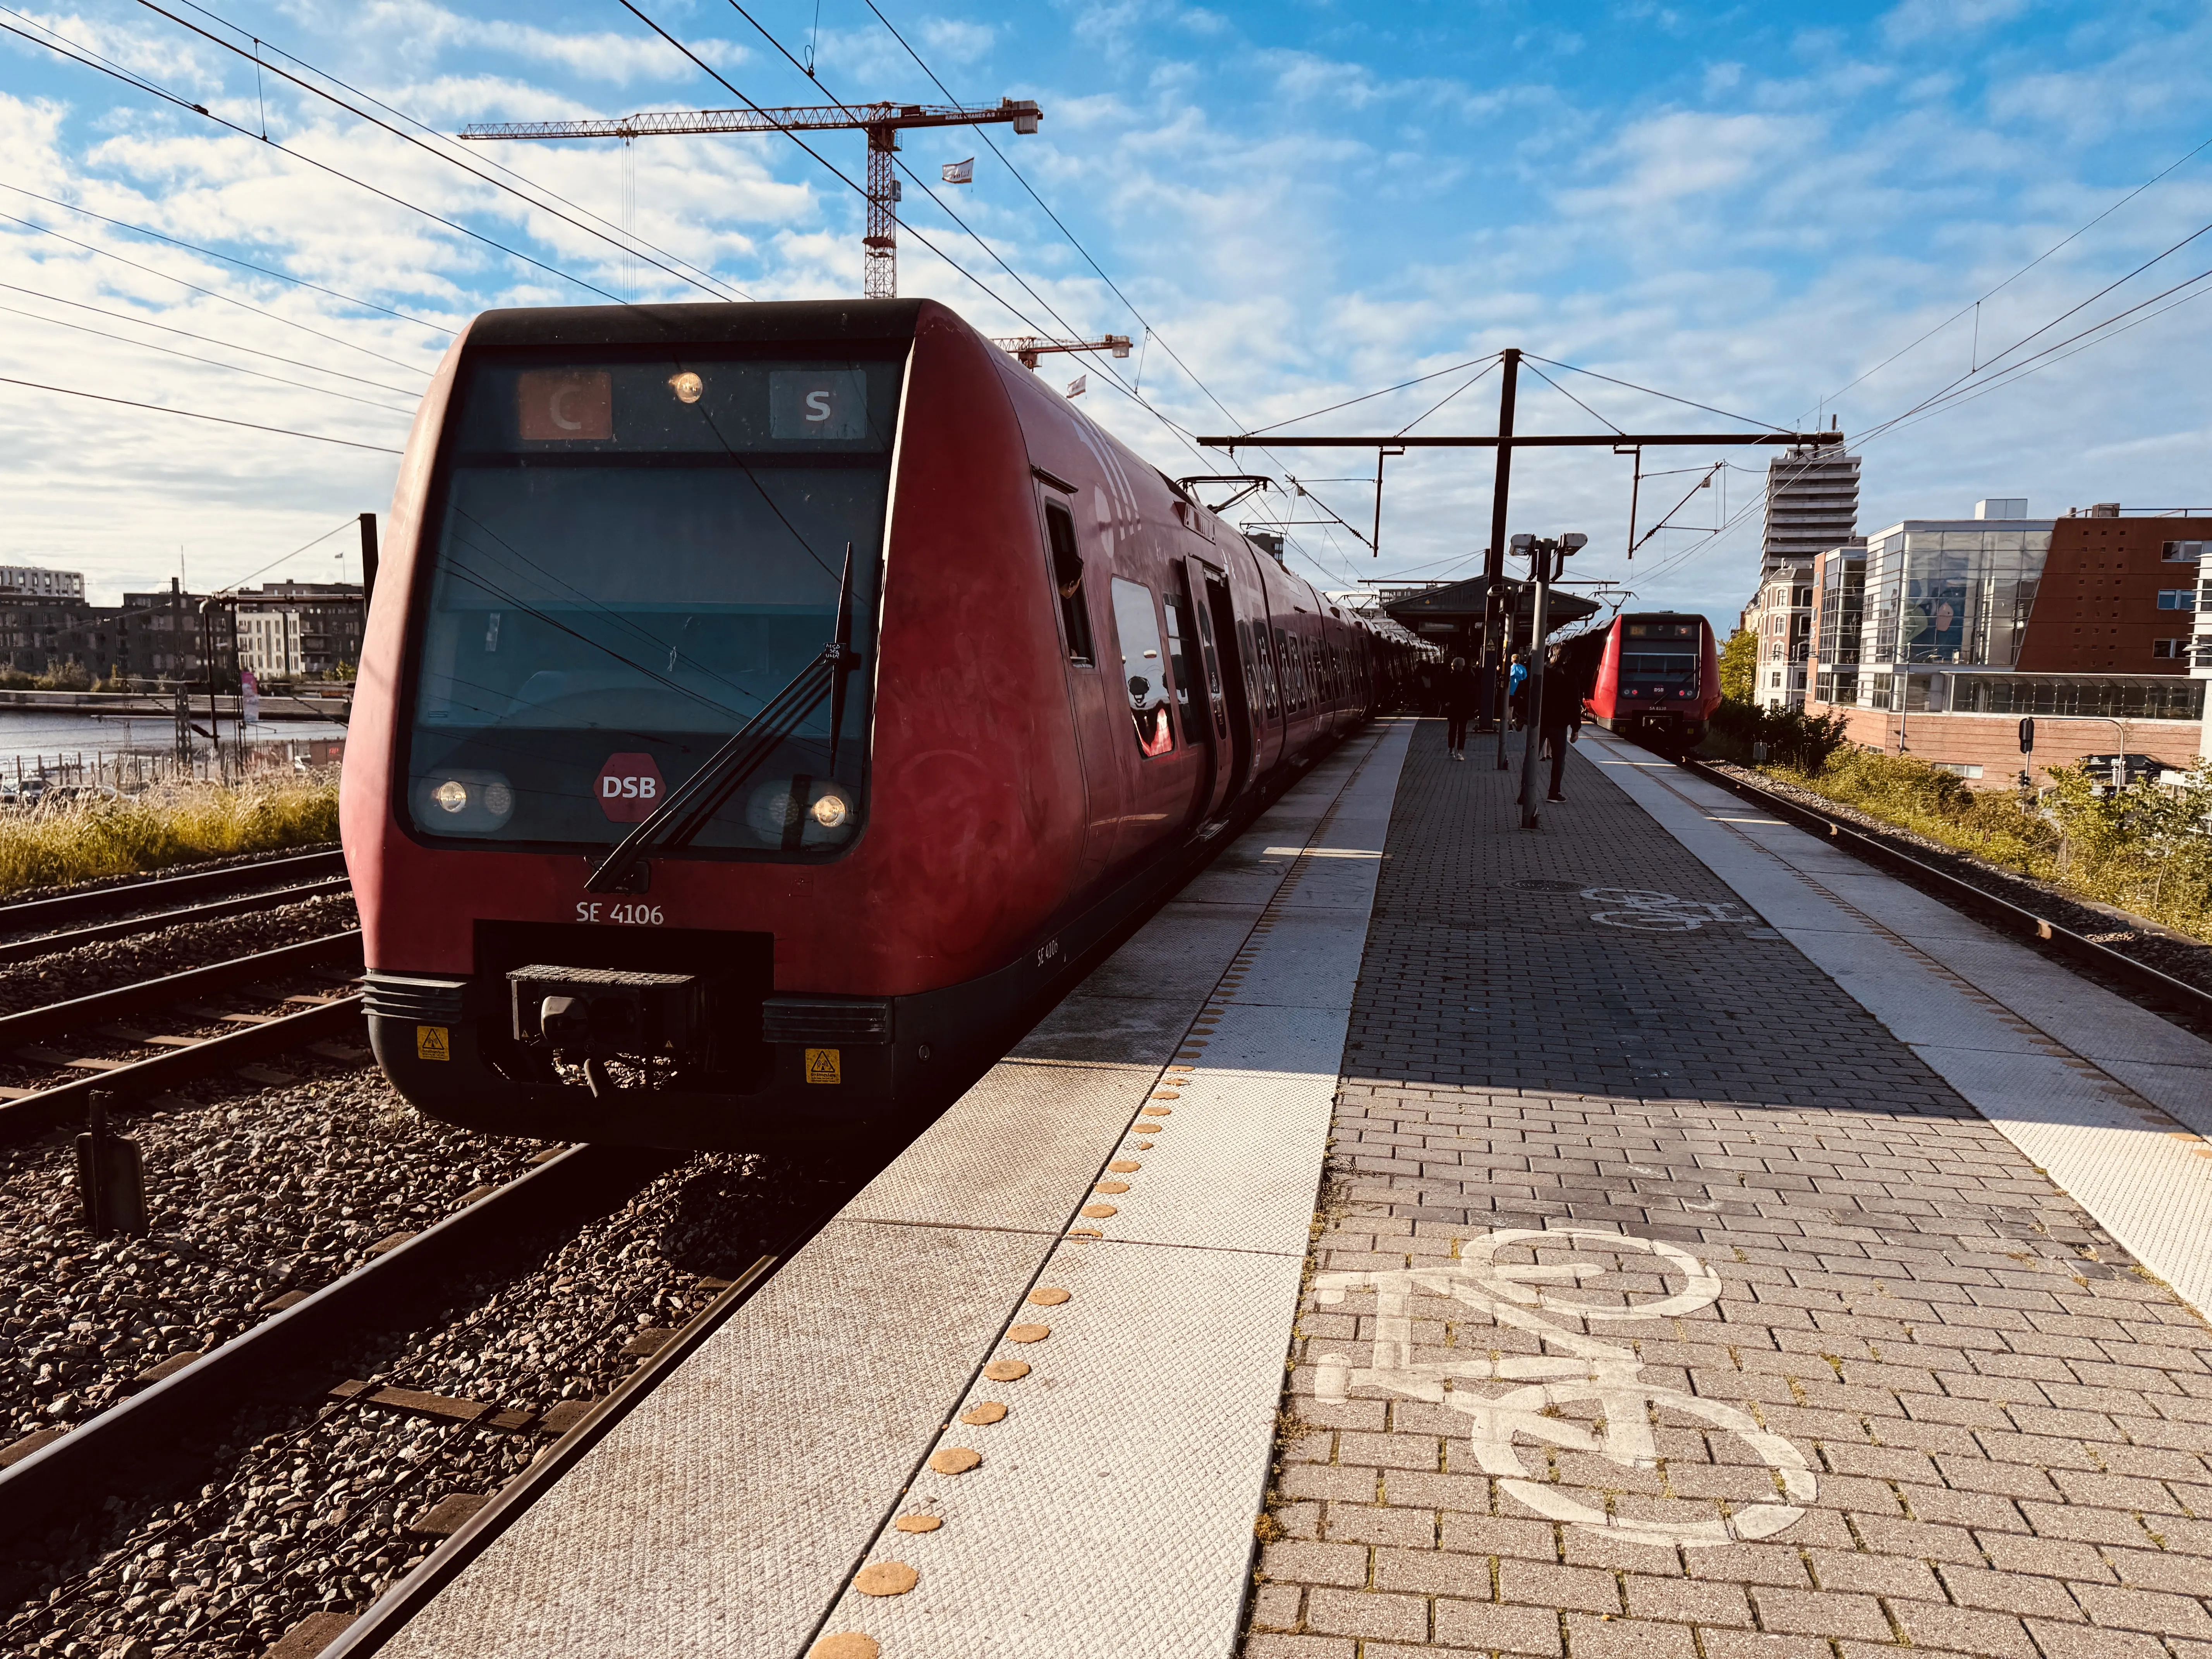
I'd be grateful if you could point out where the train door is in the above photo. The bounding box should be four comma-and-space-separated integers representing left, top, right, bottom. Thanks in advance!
1039, 482, 1120, 893
1180, 557, 1242, 822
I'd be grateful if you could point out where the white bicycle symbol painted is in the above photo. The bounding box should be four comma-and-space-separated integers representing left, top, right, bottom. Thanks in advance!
1312, 1228, 1815, 1546
1581, 887, 1756, 932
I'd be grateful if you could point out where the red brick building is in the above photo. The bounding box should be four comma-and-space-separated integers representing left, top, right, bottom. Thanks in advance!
1804, 504, 2206, 785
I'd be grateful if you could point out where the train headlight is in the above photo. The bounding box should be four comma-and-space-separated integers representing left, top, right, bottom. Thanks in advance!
669, 371, 703, 404
810, 791, 849, 828
417, 769, 516, 834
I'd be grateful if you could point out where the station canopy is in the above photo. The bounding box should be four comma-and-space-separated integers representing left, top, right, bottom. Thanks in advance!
1377, 574, 1599, 654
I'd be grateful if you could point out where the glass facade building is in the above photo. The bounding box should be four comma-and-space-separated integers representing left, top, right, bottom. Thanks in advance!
1859, 519, 2051, 682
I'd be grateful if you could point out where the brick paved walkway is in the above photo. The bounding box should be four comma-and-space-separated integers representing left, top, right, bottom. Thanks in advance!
1248, 723, 2212, 1659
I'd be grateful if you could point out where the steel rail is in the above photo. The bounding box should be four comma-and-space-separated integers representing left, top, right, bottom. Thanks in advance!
0, 877, 353, 965
0, 1143, 682, 1556
0, 994, 365, 1143
0, 849, 345, 934
319, 1250, 786, 1659
0, 929, 361, 1049
1677, 756, 2212, 1024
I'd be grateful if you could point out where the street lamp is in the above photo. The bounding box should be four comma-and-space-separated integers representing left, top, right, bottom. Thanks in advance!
1513, 531, 1585, 827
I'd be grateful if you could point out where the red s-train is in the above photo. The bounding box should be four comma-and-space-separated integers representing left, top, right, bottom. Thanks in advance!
1585, 612, 1722, 747
340, 298, 1410, 1150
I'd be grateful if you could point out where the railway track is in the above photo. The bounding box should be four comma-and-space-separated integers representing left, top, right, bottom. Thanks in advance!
0, 849, 347, 964
0, 1140, 845, 1659
0, 931, 368, 1144
1677, 754, 2212, 1027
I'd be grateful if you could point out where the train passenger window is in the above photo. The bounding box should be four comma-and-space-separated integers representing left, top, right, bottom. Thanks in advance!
1044, 502, 1094, 664
1162, 591, 1195, 729
1243, 618, 1277, 718
1110, 578, 1176, 757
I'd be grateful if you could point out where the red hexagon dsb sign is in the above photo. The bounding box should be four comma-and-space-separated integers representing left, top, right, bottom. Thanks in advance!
596, 752, 665, 822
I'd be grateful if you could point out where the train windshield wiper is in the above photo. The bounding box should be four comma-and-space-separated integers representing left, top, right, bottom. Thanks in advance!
584, 545, 862, 896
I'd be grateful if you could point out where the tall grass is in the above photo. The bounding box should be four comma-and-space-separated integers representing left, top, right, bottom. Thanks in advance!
1764, 746, 2212, 943
0, 773, 340, 898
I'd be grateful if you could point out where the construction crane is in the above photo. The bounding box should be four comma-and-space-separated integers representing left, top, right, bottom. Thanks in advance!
459, 99, 1042, 299
991, 334, 1132, 370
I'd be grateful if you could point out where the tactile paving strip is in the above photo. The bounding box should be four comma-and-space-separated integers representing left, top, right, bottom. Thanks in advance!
1586, 730, 2212, 1316
376, 721, 1412, 1659
809, 719, 1413, 1658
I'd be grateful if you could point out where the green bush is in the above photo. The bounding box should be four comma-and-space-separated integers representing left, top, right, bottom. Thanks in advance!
1764, 745, 2212, 943
1706, 698, 1852, 772
0, 774, 340, 897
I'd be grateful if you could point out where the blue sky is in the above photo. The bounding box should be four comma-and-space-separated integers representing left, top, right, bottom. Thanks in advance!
3, 0, 2210, 625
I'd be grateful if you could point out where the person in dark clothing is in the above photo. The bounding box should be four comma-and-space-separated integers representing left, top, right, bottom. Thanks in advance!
1441, 655, 1479, 759
1538, 644, 1583, 801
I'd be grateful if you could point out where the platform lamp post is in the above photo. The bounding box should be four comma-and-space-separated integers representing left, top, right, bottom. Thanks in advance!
1513, 530, 1585, 830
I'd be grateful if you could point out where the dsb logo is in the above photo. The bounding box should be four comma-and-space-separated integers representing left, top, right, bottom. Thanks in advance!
595, 752, 665, 823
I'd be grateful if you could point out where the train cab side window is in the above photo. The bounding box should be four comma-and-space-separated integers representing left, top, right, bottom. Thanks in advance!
1110, 577, 1176, 757
1044, 502, 1094, 664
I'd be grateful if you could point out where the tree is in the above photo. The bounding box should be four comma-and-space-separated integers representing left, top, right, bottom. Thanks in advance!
1718, 627, 1757, 703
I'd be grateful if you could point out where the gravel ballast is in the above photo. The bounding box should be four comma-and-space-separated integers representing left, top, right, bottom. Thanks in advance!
2, 1059, 847, 1659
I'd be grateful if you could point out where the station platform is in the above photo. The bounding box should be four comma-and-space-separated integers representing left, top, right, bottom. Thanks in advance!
368, 717, 2212, 1659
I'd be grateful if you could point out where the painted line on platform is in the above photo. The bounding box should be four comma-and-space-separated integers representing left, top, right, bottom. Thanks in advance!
1584, 727, 2212, 1317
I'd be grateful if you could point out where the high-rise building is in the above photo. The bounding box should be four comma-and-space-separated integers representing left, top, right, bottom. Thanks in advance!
1760, 442, 1860, 574
0, 565, 85, 600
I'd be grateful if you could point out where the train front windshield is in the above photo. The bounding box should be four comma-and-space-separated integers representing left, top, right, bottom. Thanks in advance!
1620, 621, 1701, 694
404, 349, 901, 856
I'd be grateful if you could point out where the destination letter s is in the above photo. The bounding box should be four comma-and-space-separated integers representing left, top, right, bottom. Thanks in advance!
805, 389, 833, 422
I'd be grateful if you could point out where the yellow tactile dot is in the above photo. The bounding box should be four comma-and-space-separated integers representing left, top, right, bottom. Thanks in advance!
928, 1447, 982, 1474
1151, 1091, 1179, 1100
894, 1513, 942, 1534
855, 1561, 919, 1597
1145, 1104, 1173, 1113
961, 1401, 1008, 1424
1028, 1286, 1071, 1305
984, 1359, 1030, 1381
1109, 1159, 1141, 1173
809, 1635, 879, 1659
1166, 1064, 1195, 1072
1135, 1120, 1164, 1133
1007, 1323, 1051, 1343
1133, 1140, 1155, 1150
1095, 1180, 1130, 1194
1082, 1203, 1117, 1218
1069, 1225, 1103, 1237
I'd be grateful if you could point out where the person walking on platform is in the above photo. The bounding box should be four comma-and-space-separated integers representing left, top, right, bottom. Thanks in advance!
1506, 653, 1528, 731
1538, 644, 1582, 802
1442, 654, 1478, 759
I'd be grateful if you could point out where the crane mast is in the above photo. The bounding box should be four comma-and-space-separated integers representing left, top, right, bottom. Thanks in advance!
460, 99, 1042, 299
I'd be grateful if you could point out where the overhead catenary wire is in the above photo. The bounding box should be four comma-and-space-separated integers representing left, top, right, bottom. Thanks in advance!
615, 0, 1369, 561
0, 177, 448, 338
0, 299, 417, 414
213, 517, 360, 591
11, 15, 638, 311
856, 0, 1375, 550
0, 204, 435, 377
0, 374, 403, 452
132, 0, 755, 307
1822, 128, 2212, 410
0, 277, 424, 397
165, 0, 756, 307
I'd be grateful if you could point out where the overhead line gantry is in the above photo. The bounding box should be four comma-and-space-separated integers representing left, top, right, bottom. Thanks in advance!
460, 100, 1042, 299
